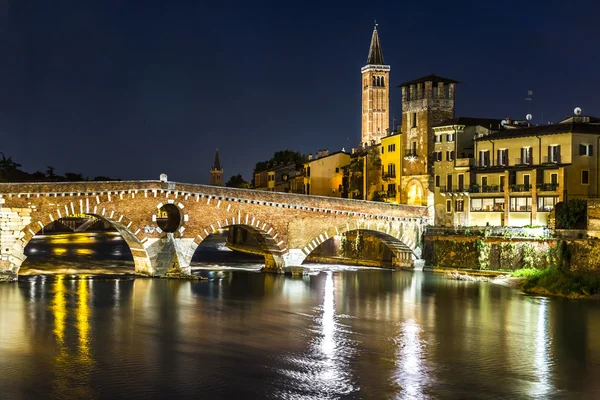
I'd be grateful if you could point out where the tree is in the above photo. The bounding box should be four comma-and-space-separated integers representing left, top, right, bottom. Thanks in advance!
46, 166, 56, 179
555, 199, 587, 229
226, 174, 250, 188
63, 172, 85, 182
0, 152, 22, 172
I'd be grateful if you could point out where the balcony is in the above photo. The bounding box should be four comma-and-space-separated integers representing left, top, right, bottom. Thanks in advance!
515, 157, 534, 166
455, 158, 471, 167
542, 155, 561, 164
470, 184, 502, 193
439, 185, 468, 194
537, 183, 559, 192
510, 184, 532, 192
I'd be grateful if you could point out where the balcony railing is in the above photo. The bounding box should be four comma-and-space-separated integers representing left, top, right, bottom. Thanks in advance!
542, 155, 561, 164
515, 157, 533, 166
537, 183, 559, 191
510, 184, 532, 192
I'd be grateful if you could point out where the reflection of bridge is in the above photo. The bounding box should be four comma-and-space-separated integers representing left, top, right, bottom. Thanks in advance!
0, 180, 427, 278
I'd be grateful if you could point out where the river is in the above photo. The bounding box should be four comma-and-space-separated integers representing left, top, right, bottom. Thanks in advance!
1, 232, 599, 399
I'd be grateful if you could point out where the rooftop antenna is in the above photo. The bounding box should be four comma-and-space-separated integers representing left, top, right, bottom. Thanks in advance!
526, 114, 533, 126
525, 89, 533, 121
574, 107, 582, 116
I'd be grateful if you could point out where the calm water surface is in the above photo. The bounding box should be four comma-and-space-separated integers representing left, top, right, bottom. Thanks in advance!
1, 233, 600, 399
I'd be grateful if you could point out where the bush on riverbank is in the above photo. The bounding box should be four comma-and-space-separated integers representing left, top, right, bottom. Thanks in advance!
511, 267, 600, 297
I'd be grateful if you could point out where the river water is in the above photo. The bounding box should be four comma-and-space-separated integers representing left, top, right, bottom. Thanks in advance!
1, 233, 600, 399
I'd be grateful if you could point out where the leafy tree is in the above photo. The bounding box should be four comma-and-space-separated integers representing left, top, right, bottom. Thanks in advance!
555, 199, 587, 229
63, 172, 85, 182
31, 171, 46, 180
93, 176, 120, 181
226, 174, 250, 188
0, 152, 22, 171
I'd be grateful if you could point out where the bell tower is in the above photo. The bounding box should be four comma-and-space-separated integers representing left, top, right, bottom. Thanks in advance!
210, 149, 224, 186
361, 24, 390, 146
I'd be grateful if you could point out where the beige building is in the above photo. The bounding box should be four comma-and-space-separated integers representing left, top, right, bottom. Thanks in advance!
437, 113, 600, 227
432, 118, 501, 226
304, 150, 351, 197
361, 25, 390, 146
379, 132, 403, 203
399, 74, 458, 211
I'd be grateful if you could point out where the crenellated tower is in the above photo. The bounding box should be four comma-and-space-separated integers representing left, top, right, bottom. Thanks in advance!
361, 25, 390, 146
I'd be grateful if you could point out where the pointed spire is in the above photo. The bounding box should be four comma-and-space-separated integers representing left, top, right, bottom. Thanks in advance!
366, 23, 384, 65
212, 149, 221, 170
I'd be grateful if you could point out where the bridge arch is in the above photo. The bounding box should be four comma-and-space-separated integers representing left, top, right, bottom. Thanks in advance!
17, 206, 153, 275
181, 212, 287, 271
294, 219, 421, 269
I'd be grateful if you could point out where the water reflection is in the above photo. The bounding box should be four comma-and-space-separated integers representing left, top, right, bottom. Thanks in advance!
532, 298, 551, 398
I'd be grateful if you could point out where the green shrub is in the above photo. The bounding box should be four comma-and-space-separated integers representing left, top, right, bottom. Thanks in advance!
556, 199, 587, 229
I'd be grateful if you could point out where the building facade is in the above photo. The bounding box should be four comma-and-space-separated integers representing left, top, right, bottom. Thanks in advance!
437, 114, 600, 227
432, 118, 501, 226
399, 74, 458, 210
379, 132, 403, 203
304, 150, 351, 197
361, 25, 390, 146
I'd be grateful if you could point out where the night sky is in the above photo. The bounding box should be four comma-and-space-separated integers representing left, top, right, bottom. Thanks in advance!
0, 0, 598, 184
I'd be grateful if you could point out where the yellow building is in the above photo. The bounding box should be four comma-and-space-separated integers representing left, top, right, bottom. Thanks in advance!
304, 150, 351, 197
437, 113, 600, 227
379, 132, 403, 203
432, 117, 501, 226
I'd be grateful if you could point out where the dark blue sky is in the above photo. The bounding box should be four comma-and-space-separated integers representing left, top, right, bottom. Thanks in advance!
0, 0, 598, 183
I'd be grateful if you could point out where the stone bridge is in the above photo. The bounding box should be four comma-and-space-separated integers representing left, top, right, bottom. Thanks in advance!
0, 180, 427, 279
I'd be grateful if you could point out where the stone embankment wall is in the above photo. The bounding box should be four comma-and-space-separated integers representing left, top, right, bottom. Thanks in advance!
424, 234, 600, 272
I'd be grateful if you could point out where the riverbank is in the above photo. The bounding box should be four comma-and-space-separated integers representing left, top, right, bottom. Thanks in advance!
510, 268, 600, 299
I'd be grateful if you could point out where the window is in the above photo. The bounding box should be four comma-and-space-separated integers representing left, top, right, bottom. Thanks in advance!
481, 176, 488, 187
387, 144, 396, 152
335, 167, 339, 173
500, 176, 505, 191
455, 200, 464, 212
381, 146, 384, 154
435, 175, 440, 187
520, 147, 532, 165
387, 164, 396, 177
411, 112, 417, 128
435, 135, 442, 143
446, 200, 452, 213
458, 174, 464, 191
479, 150, 490, 167
447, 175, 453, 191
579, 144, 593, 156
497, 149, 508, 166
387, 183, 396, 196
306, 167, 311, 177
471, 198, 504, 212
510, 197, 532, 212
446, 133, 455, 142
446, 151, 455, 161
411, 141, 417, 155
582, 170, 590, 185
548, 145, 561, 163
523, 174, 530, 189
551, 173, 558, 185
538, 197, 559, 212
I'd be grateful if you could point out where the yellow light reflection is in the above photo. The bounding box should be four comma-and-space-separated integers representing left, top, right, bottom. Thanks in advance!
77, 277, 91, 364
75, 248, 93, 256
51, 276, 66, 346
53, 248, 68, 256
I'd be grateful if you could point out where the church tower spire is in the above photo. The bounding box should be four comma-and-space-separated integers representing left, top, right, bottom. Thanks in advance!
361, 23, 390, 146
210, 149, 224, 186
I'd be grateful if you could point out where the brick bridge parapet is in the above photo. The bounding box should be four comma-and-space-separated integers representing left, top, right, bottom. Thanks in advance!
0, 180, 427, 279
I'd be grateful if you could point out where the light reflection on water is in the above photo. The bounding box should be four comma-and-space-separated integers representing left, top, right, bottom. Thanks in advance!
2, 234, 600, 398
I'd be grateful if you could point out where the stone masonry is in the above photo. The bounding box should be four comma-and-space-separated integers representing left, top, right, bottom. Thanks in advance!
0, 180, 427, 279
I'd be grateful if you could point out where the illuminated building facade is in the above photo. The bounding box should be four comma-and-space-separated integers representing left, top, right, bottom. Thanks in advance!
379, 131, 403, 203
210, 149, 224, 186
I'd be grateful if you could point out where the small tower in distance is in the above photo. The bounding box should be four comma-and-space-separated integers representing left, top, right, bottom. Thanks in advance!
210, 149, 223, 186
361, 23, 390, 146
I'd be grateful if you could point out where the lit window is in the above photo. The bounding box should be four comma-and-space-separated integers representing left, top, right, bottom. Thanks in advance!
455, 200, 464, 212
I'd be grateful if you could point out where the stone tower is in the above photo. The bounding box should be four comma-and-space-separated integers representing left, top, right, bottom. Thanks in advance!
210, 149, 224, 186
399, 74, 458, 208
361, 25, 390, 146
